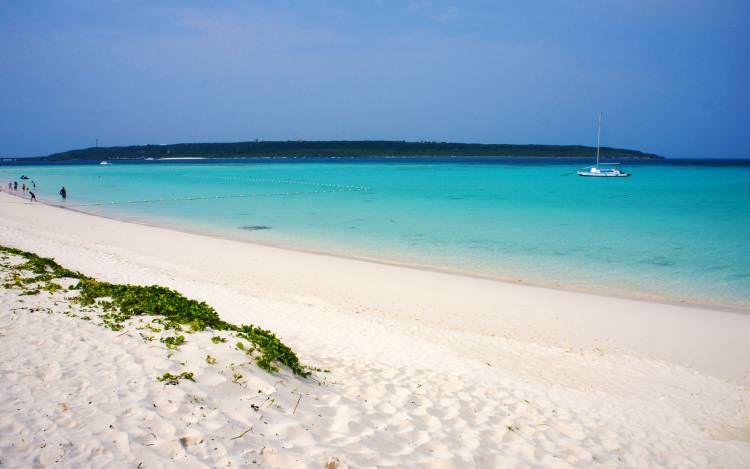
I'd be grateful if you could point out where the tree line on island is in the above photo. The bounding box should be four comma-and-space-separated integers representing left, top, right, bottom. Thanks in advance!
35, 140, 662, 161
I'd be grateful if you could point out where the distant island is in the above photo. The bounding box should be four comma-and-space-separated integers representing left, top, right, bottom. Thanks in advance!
31, 140, 663, 161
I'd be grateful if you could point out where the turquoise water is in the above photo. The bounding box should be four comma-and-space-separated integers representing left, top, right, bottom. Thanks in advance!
3, 159, 749, 309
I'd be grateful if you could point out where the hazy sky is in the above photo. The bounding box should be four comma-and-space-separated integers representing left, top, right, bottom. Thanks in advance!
1, 1, 748, 158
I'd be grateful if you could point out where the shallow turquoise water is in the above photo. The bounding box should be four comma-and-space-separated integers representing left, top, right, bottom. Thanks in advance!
3, 159, 749, 308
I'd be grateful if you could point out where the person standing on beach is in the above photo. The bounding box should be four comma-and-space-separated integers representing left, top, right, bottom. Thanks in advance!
29, 191, 36, 202
59, 186, 67, 200
13, 181, 17, 191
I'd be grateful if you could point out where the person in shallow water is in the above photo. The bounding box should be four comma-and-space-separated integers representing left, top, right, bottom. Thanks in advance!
29, 191, 36, 202
13, 181, 17, 191
59, 187, 67, 200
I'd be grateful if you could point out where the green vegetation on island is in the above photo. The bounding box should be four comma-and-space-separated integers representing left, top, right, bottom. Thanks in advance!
37, 140, 662, 160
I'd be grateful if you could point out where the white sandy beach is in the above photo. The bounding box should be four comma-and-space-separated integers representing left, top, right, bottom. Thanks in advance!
1, 191, 749, 468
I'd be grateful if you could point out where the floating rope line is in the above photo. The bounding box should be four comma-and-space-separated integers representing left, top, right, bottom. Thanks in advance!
1, 169, 371, 191
69, 187, 370, 207
176, 174, 370, 191
0, 167, 97, 174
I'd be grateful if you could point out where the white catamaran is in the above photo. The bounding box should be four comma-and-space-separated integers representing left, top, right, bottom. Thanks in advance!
577, 113, 630, 177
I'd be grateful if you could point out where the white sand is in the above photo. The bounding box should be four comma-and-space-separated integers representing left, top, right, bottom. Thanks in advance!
1, 191, 749, 468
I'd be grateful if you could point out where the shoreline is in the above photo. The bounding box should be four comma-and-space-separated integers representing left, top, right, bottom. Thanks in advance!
1, 190, 750, 384
1, 189, 750, 466
9, 189, 747, 314
167, 224, 750, 315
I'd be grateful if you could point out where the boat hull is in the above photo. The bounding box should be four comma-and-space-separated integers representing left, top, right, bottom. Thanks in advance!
577, 171, 630, 177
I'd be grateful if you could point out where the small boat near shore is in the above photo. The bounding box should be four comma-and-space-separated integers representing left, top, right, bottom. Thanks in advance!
99, 161, 111, 165
578, 113, 630, 177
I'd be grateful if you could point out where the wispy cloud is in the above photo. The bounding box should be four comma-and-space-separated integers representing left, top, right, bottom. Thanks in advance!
175, 6, 348, 47
408, 0, 463, 22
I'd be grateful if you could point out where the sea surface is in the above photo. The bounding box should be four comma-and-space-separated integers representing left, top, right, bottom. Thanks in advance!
2, 157, 749, 309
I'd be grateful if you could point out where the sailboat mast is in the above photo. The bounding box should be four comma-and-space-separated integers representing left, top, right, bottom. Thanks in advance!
596, 112, 602, 167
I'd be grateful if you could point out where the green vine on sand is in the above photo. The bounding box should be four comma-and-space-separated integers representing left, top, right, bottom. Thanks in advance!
157, 371, 195, 385
161, 335, 186, 349
0, 245, 309, 377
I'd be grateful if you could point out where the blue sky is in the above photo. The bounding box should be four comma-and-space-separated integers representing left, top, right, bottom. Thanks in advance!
1, 1, 748, 158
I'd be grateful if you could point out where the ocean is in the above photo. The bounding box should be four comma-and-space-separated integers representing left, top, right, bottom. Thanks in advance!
2, 157, 749, 309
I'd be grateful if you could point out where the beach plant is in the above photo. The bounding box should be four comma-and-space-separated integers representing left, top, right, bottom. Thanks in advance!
0, 246, 83, 286
211, 335, 227, 344
157, 371, 195, 385
41, 282, 62, 293
206, 355, 217, 365
161, 335, 186, 349
0, 244, 310, 377
100, 312, 125, 331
